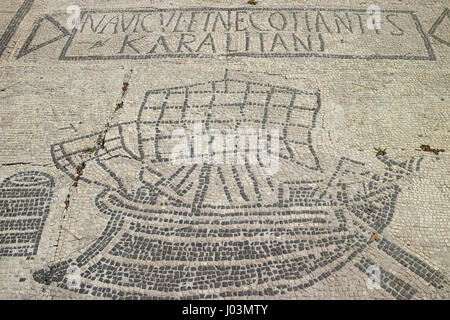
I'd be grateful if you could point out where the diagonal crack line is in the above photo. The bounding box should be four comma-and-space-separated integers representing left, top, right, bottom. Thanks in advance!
49, 69, 134, 280
98, 68, 133, 150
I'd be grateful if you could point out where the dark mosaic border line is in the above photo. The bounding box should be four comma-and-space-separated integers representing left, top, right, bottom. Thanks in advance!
76, 7, 420, 14
0, 0, 34, 58
59, 7, 435, 61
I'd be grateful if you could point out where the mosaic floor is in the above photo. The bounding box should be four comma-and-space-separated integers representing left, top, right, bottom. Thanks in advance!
0, 0, 448, 300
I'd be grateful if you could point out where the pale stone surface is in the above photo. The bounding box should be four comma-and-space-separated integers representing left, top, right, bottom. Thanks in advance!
0, 0, 448, 300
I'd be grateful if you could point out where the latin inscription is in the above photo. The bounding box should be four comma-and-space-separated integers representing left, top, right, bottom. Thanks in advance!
59, 8, 435, 60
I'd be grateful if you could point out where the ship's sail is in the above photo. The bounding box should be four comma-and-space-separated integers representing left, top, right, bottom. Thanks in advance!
51, 76, 322, 207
